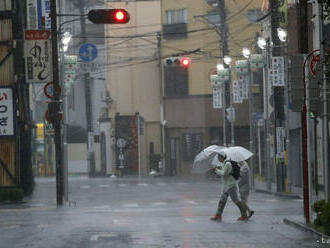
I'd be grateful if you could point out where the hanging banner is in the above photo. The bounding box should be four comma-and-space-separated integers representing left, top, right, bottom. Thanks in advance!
250, 54, 264, 71
24, 30, 53, 83
233, 80, 242, 103
217, 68, 229, 82
235, 60, 249, 74
210, 74, 222, 88
213, 87, 222, 109
272, 56, 285, 87
63, 55, 78, 89
27, 0, 38, 29
0, 87, 16, 138
238, 75, 249, 100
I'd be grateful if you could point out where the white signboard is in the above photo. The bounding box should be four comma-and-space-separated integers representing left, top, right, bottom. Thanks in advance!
272, 56, 285, 87
238, 75, 249, 100
41, 0, 51, 30
0, 87, 16, 137
226, 107, 235, 122
64, 56, 77, 89
276, 126, 285, 159
27, 0, 38, 29
213, 88, 222, 109
24, 30, 52, 83
233, 80, 242, 103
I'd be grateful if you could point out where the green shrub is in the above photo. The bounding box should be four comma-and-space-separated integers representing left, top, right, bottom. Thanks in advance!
313, 200, 330, 236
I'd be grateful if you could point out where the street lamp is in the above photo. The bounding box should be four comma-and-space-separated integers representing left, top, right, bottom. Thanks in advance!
217, 63, 224, 71
257, 37, 267, 50
223, 55, 234, 146
277, 28, 287, 42
224, 56, 232, 65
242, 48, 251, 59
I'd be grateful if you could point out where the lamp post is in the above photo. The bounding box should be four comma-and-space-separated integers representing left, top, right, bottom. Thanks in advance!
242, 48, 255, 188
257, 37, 272, 191
217, 63, 226, 146
224, 56, 234, 146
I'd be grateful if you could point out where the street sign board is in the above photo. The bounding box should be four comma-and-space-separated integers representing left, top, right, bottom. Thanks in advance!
217, 68, 230, 82
276, 127, 285, 159
250, 54, 264, 71
79, 43, 98, 62
272, 56, 285, 87
24, 30, 53, 83
116, 138, 127, 148
233, 80, 242, 103
210, 74, 221, 88
235, 60, 249, 74
212, 88, 222, 108
0, 87, 16, 138
64, 55, 77, 88
226, 107, 235, 122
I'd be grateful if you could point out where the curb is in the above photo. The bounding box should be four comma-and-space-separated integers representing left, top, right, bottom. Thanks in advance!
255, 188, 302, 199
283, 218, 330, 239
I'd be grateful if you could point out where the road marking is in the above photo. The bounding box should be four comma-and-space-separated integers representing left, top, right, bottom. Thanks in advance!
80, 185, 90, 189
184, 218, 195, 223
137, 183, 148, 187
97, 185, 110, 188
265, 199, 279, 202
156, 182, 167, 186
118, 184, 128, 187
90, 233, 117, 241
37, 224, 49, 228
152, 202, 168, 206
93, 205, 110, 209
113, 219, 130, 225
183, 200, 197, 205
123, 203, 139, 208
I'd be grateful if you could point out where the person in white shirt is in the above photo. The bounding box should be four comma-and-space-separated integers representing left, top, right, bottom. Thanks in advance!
210, 151, 247, 222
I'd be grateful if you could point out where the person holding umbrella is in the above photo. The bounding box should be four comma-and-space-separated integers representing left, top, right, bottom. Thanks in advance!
238, 160, 254, 218
210, 151, 247, 222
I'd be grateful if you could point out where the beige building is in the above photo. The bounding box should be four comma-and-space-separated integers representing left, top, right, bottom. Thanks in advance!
105, 1, 162, 175
160, 0, 263, 175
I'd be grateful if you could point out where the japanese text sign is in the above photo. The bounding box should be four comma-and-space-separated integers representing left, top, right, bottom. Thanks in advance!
24, 30, 53, 83
0, 87, 16, 138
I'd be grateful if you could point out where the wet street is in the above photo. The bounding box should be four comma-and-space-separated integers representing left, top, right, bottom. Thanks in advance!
0, 176, 325, 248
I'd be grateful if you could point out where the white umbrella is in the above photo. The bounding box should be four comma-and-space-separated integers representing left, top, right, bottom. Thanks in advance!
192, 145, 226, 173
222, 146, 253, 162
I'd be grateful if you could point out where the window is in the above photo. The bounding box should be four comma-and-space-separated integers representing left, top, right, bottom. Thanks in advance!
182, 133, 203, 161
166, 9, 187, 24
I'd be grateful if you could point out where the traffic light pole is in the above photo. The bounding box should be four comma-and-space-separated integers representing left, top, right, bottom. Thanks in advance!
50, 0, 64, 206
79, 3, 96, 177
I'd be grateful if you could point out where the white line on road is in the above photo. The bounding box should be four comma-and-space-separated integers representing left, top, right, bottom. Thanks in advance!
97, 185, 110, 188
183, 200, 197, 205
265, 199, 279, 202
152, 202, 168, 206
137, 183, 148, 187
123, 203, 139, 208
118, 184, 128, 187
90, 233, 117, 241
79, 186, 91, 189
93, 205, 110, 209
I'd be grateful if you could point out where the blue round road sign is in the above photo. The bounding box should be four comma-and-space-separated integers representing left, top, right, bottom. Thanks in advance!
79, 43, 98, 62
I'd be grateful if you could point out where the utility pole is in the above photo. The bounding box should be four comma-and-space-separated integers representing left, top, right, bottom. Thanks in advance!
157, 32, 166, 175
218, 0, 229, 146
50, 0, 64, 206
79, 1, 96, 177
319, 0, 329, 201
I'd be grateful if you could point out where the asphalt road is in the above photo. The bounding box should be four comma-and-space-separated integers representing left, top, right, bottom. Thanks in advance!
0, 176, 326, 248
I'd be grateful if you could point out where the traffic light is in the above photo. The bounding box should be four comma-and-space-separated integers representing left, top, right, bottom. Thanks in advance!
87, 9, 130, 24
163, 57, 191, 68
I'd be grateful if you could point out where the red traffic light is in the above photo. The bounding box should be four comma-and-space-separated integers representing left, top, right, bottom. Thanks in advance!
88, 9, 130, 24
180, 57, 191, 68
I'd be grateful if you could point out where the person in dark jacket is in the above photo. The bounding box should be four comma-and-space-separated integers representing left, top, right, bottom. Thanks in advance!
238, 160, 254, 218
